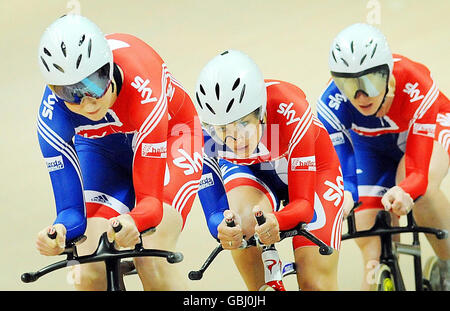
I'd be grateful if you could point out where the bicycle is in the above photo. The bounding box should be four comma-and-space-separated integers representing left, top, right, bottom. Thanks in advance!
342, 203, 448, 291
188, 210, 334, 291
21, 224, 183, 291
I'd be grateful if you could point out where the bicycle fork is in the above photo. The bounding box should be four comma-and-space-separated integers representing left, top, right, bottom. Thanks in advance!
261, 244, 286, 291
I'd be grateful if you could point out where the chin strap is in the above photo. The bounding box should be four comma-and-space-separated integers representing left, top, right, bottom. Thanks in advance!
371, 74, 396, 117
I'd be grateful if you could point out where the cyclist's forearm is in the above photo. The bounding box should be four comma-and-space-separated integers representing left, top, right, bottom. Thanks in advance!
128, 196, 163, 232
53, 207, 86, 241
198, 156, 230, 239
274, 199, 313, 231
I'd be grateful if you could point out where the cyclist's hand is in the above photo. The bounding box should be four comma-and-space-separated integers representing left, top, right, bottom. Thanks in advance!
253, 208, 280, 245
217, 210, 243, 250
342, 190, 355, 219
36, 224, 66, 256
381, 186, 414, 216
107, 214, 140, 248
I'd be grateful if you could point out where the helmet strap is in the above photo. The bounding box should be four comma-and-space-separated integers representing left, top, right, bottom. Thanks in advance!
372, 74, 396, 117
112, 63, 123, 95
371, 86, 389, 117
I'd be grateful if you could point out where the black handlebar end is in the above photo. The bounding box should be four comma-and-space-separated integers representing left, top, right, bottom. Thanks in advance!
21, 273, 37, 283
112, 220, 122, 233
319, 246, 333, 256
225, 217, 236, 227
436, 229, 448, 240
188, 270, 203, 280
47, 227, 57, 240
167, 252, 184, 264
255, 210, 266, 226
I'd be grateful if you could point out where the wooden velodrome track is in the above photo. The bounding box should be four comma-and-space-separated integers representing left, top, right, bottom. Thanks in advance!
1, 0, 448, 291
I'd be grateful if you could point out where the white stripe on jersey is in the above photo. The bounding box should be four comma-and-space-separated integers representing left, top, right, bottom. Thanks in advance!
316, 99, 346, 132
288, 105, 313, 158
172, 179, 200, 213
304, 192, 326, 231
222, 172, 279, 212
203, 156, 223, 182
84, 190, 131, 214
330, 205, 344, 250
438, 129, 450, 152
133, 64, 169, 164
37, 116, 83, 186
414, 82, 438, 120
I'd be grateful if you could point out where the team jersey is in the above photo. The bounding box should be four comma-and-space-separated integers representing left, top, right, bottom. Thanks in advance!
200, 80, 343, 233
37, 33, 200, 240
317, 53, 450, 203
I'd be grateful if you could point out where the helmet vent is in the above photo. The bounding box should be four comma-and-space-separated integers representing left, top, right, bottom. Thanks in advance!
79, 34, 86, 46
360, 54, 367, 65
239, 84, 246, 103
87, 39, 92, 58
195, 92, 203, 109
60, 42, 66, 57
40, 57, 50, 72
43, 48, 52, 57
331, 50, 337, 63
76, 54, 82, 69
366, 39, 374, 47
340, 58, 349, 67
53, 63, 64, 73
370, 43, 378, 58
350, 41, 354, 54
215, 83, 220, 100
232, 78, 240, 91
220, 50, 229, 56
226, 98, 234, 113
335, 44, 341, 51
205, 103, 216, 115
199, 84, 206, 95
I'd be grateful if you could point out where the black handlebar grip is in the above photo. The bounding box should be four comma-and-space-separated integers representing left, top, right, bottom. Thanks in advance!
47, 227, 57, 240
225, 217, 236, 227
255, 210, 266, 226
112, 220, 122, 233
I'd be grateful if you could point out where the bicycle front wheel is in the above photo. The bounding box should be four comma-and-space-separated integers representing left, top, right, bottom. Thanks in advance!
423, 256, 441, 291
371, 264, 396, 291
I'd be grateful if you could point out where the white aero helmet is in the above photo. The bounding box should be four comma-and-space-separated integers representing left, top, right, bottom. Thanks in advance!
38, 15, 113, 102
329, 23, 393, 99
194, 50, 267, 126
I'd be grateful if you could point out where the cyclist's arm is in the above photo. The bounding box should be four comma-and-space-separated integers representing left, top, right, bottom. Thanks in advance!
399, 91, 442, 200
198, 155, 230, 239
128, 103, 169, 232
198, 132, 231, 239
274, 105, 317, 230
317, 86, 358, 202
36, 87, 86, 241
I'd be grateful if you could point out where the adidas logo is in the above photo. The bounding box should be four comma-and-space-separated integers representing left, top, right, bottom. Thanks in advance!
91, 194, 111, 206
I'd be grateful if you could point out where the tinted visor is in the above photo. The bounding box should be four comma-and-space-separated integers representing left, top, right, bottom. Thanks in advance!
49, 63, 111, 104
331, 65, 389, 99
202, 107, 263, 145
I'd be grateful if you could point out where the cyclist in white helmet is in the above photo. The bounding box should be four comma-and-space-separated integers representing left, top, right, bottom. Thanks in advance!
195, 50, 345, 290
317, 23, 450, 290
35, 14, 203, 290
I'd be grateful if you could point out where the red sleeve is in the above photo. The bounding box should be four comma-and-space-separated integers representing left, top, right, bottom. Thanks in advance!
274, 104, 316, 230
398, 68, 441, 200
129, 113, 168, 231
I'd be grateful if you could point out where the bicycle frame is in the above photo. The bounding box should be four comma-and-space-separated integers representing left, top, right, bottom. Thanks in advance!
188, 217, 333, 290
342, 207, 448, 291
21, 231, 183, 291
